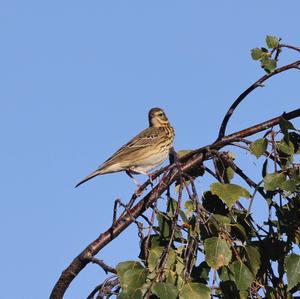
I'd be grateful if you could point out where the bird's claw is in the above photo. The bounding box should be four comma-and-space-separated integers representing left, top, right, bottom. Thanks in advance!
134, 185, 143, 197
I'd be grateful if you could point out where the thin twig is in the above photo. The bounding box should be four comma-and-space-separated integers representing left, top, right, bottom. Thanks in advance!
143, 201, 157, 261
87, 277, 119, 299
280, 44, 300, 53
217, 60, 300, 140
86, 257, 117, 274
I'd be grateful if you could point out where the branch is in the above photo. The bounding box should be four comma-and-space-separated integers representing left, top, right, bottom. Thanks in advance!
280, 44, 300, 53
50, 107, 300, 299
86, 257, 117, 274
87, 277, 119, 299
216, 59, 300, 141
181, 108, 300, 163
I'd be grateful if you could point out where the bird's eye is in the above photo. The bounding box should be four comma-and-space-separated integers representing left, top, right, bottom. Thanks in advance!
158, 113, 163, 117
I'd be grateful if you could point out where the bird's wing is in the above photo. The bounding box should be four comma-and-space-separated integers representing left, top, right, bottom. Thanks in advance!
101, 127, 162, 166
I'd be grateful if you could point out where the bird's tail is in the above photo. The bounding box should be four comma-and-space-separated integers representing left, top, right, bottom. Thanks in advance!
75, 169, 104, 188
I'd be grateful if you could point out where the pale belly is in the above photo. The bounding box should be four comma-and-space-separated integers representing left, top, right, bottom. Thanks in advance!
130, 150, 169, 174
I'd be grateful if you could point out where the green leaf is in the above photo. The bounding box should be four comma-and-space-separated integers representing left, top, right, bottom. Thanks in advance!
167, 198, 178, 217
116, 261, 148, 294
156, 212, 182, 240
175, 256, 185, 275
119, 287, 149, 299
280, 117, 296, 130
202, 191, 228, 215
262, 159, 268, 178
116, 261, 144, 278
276, 140, 295, 155
262, 58, 277, 73
204, 237, 232, 270
184, 200, 196, 218
240, 290, 250, 299
147, 234, 161, 249
156, 213, 171, 239
280, 179, 298, 193
251, 47, 263, 60
184, 200, 195, 211
266, 35, 279, 48
231, 223, 247, 240
152, 282, 178, 299
148, 247, 176, 272
210, 183, 251, 209
165, 249, 177, 271
179, 210, 189, 223
279, 117, 296, 142
133, 287, 149, 299
250, 138, 268, 158
285, 253, 300, 291
179, 282, 210, 299
118, 290, 137, 299
229, 261, 254, 291
218, 266, 233, 281
166, 270, 184, 288
245, 246, 261, 276
226, 166, 235, 181
196, 261, 211, 282
289, 132, 300, 154
148, 247, 163, 272
213, 214, 231, 225
263, 172, 286, 191
177, 149, 194, 157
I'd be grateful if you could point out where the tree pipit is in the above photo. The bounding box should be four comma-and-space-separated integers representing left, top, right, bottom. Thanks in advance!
75, 107, 175, 189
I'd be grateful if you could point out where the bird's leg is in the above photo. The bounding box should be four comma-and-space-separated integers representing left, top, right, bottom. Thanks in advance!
144, 172, 155, 189
126, 170, 141, 186
137, 170, 155, 188
129, 168, 155, 185
147, 173, 154, 185
126, 170, 144, 196
112, 199, 121, 226
126, 168, 159, 196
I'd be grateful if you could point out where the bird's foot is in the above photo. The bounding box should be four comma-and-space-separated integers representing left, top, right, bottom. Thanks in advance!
134, 185, 143, 197
147, 173, 155, 187
126, 170, 142, 186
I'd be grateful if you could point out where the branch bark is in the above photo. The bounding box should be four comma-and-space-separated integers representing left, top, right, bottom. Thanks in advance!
216, 59, 300, 141
50, 107, 300, 299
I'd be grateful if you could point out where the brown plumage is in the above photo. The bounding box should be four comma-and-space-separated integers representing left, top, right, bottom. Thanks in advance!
75, 107, 175, 188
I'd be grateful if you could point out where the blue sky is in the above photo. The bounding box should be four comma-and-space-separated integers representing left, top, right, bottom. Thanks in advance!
1, 1, 300, 298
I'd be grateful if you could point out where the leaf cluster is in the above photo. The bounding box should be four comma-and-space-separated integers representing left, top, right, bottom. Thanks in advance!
100, 117, 300, 299
251, 35, 280, 73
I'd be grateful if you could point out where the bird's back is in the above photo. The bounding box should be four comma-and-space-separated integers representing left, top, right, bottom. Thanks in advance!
99, 125, 174, 174
75, 107, 175, 187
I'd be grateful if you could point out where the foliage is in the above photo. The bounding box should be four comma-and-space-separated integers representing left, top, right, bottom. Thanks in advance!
50, 36, 300, 299
88, 38, 300, 298
113, 115, 299, 297
107, 117, 300, 298
250, 35, 280, 73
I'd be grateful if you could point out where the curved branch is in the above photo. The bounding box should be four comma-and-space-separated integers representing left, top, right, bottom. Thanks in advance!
280, 44, 300, 53
216, 59, 300, 141
50, 108, 300, 299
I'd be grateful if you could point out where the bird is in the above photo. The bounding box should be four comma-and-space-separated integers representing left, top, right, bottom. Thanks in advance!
75, 107, 175, 188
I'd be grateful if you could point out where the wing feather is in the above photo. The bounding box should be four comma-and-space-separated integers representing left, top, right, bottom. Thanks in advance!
100, 127, 162, 167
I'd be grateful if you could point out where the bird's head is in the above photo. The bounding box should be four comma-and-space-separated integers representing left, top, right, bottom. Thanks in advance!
148, 107, 169, 127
